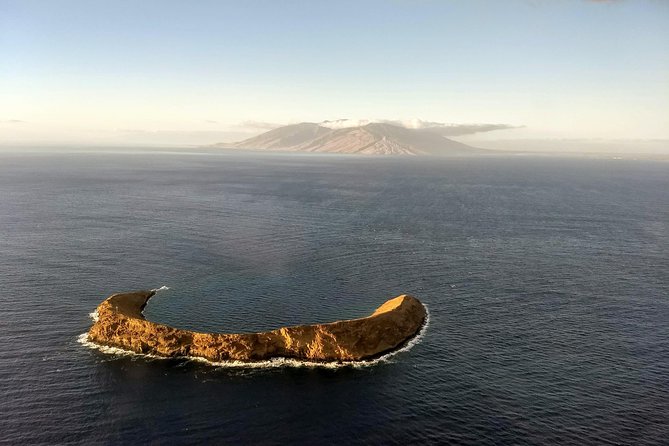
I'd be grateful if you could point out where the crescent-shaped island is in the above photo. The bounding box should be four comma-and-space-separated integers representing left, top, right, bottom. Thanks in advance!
87, 290, 427, 363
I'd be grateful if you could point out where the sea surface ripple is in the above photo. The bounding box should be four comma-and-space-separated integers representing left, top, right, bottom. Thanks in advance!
0, 150, 667, 445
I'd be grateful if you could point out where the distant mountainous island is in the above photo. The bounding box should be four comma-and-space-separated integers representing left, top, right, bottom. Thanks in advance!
212, 122, 485, 156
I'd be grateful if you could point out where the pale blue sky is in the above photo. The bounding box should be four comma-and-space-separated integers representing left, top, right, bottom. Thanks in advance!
1, 0, 668, 145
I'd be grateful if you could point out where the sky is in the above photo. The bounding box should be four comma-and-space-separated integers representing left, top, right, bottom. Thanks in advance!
1, 0, 668, 148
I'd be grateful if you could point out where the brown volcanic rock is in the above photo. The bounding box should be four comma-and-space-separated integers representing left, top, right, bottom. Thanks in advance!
87, 291, 427, 362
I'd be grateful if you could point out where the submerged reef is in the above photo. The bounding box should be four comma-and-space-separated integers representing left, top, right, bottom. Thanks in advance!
87, 290, 426, 362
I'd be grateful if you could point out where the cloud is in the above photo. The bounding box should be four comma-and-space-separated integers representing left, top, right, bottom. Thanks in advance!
234, 120, 282, 130
1, 119, 25, 124
112, 128, 254, 145
423, 123, 522, 136
321, 118, 445, 129
203, 119, 218, 124
320, 119, 519, 135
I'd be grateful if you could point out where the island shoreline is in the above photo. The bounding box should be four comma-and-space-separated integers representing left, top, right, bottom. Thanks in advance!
86, 290, 428, 364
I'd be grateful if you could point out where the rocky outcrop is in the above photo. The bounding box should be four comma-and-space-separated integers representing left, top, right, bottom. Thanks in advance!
87, 291, 427, 362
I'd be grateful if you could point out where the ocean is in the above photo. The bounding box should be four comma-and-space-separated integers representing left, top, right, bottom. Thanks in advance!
1, 150, 667, 445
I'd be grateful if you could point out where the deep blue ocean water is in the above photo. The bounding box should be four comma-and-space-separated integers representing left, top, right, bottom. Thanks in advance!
1, 150, 668, 445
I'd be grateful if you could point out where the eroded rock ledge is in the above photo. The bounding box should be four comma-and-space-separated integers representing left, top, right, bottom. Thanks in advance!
87, 290, 426, 362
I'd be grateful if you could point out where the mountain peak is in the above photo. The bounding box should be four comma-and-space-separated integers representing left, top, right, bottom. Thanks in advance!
213, 122, 481, 156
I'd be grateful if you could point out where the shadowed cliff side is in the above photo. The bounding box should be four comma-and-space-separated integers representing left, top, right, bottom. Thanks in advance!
87, 291, 427, 362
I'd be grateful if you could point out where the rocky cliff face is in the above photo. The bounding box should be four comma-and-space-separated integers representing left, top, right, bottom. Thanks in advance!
87, 291, 427, 362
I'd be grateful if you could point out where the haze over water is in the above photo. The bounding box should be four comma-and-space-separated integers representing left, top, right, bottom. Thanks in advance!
1, 150, 667, 445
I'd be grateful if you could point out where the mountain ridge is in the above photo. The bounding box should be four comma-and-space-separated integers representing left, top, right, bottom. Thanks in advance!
213, 122, 482, 156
